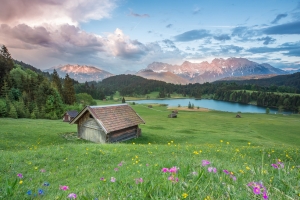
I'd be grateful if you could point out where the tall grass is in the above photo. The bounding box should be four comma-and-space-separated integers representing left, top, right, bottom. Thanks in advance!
0, 103, 299, 199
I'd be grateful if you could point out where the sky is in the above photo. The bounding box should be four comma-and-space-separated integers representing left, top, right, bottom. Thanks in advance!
0, 0, 299, 74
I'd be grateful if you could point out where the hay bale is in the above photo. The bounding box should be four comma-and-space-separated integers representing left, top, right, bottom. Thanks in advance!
236, 114, 241, 118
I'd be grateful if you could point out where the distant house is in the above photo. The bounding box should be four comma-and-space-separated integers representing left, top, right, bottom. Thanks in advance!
63, 110, 79, 122
69, 104, 145, 143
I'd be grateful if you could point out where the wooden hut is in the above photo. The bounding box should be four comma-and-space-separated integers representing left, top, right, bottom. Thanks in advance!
69, 104, 145, 143
63, 110, 79, 122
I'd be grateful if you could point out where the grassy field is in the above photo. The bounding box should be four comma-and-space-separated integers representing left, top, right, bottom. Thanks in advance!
112, 91, 187, 101
0, 101, 300, 199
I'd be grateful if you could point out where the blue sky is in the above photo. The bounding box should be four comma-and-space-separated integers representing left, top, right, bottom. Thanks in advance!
0, 0, 299, 74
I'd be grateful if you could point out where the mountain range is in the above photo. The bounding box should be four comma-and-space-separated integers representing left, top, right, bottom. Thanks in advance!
44, 64, 113, 83
141, 58, 288, 84
44, 58, 289, 84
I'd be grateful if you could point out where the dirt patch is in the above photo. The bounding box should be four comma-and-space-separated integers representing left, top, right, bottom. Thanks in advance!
168, 106, 210, 112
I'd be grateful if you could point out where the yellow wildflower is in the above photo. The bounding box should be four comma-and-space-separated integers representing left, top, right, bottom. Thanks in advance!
226, 142, 229, 145
246, 166, 250, 170
220, 140, 223, 143
19, 180, 23, 184
182, 193, 188, 199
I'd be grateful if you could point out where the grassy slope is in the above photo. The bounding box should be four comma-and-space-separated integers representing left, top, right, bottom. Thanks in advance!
0, 101, 300, 199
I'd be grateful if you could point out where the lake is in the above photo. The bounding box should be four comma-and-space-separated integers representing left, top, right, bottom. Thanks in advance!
130, 99, 282, 114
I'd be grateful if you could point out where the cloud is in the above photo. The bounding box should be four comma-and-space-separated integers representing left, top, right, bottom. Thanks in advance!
257, 36, 276, 45
220, 45, 243, 53
271, 13, 288, 24
231, 26, 260, 39
166, 24, 173, 28
129, 11, 150, 18
213, 34, 231, 41
174, 29, 211, 42
264, 21, 300, 34
161, 39, 177, 49
193, 7, 201, 15
247, 41, 300, 56
0, 0, 116, 26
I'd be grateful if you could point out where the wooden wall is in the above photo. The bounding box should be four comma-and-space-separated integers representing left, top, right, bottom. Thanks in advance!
77, 111, 106, 143
108, 126, 139, 143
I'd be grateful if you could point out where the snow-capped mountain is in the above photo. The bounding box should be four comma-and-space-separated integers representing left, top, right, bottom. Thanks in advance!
44, 64, 114, 83
136, 69, 189, 84
144, 58, 287, 83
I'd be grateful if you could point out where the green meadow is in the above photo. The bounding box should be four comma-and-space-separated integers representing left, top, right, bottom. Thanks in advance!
0, 102, 300, 199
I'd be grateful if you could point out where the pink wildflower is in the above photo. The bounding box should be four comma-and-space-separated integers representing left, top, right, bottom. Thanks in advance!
111, 177, 116, 182
223, 169, 229, 174
230, 175, 237, 181
168, 176, 179, 183
192, 171, 198, 176
202, 160, 210, 166
263, 192, 268, 199
208, 167, 217, 173
17, 173, 23, 178
135, 178, 143, 184
169, 166, 179, 173
253, 187, 261, 195
100, 177, 105, 181
271, 164, 278, 168
162, 168, 169, 173
114, 168, 119, 171
67, 193, 77, 199
60, 185, 69, 191
40, 169, 46, 173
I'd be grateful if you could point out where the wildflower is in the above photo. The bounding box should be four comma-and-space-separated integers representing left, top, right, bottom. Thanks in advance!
226, 142, 229, 145
34, 167, 38, 170
60, 185, 69, 190
263, 192, 268, 199
208, 167, 217, 173
192, 171, 198, 176
230, 175, 237, 181
118, 162, 123, 166
40, 169, 46, 173
182, 193, 188, 198
114, 168, 119, 171
223, 169, 229, 174
168, 176, 179, 183
100, 177, 105, 181
220, 140, 223, 143
135, 178, 143, 184
253, 187, 260, 195
271, 164, 278, 168
17, 173, 23, 178
38, 189, 44, 195
202, 160, 210, 166
68, 193, 77, 199
169, 166, 179, 173
162, 168, 169, 173
111, 177, 116, 182
146, 164, 149, 166
19, 180, 23, 184
43, 182, 50, 186
246, 166, 250, 170
193, 151, 199, 155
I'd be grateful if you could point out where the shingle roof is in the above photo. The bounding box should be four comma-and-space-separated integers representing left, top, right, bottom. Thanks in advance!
89, 104, 145, 133
70, 104, 145, 133
66, 110, 79, 118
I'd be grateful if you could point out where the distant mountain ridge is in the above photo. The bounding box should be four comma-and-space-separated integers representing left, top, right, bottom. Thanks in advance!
138, 58, 288, 84
44, 64, 113, 83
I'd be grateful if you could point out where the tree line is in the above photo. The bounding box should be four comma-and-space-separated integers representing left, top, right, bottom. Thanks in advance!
0, 45, 88, 119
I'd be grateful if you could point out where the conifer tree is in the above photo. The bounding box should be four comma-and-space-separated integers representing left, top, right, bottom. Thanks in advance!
1, 81, 9, 98
8, 103, 18, 118
63, 74, 76, 105
122, 97, 126, 103
52, 69, 63, 96
30, 112, 36, 119
0, 45, 14, 89
0, 99, 6, 117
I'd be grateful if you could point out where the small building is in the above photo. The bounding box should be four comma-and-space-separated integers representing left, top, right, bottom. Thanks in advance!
63, 110, 79, 122
69, 104, 145, 143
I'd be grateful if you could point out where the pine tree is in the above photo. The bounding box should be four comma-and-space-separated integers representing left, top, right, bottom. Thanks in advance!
188, 101, 191, 109
122, 97, 126, 103
52, 69, 63, 96
63, 74, 76, 105
8, 103, 18, 119
33, 105, 39, 118
1, 81, 9, 98
30, 112, 36, 119
0, 99, 6, 117
0, 45, 14, 89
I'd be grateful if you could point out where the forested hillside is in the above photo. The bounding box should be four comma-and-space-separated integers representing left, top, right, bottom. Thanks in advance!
0, 45, 84, 119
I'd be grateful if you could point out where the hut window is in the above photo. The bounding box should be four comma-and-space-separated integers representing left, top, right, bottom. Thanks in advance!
89, 114, 94, 118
